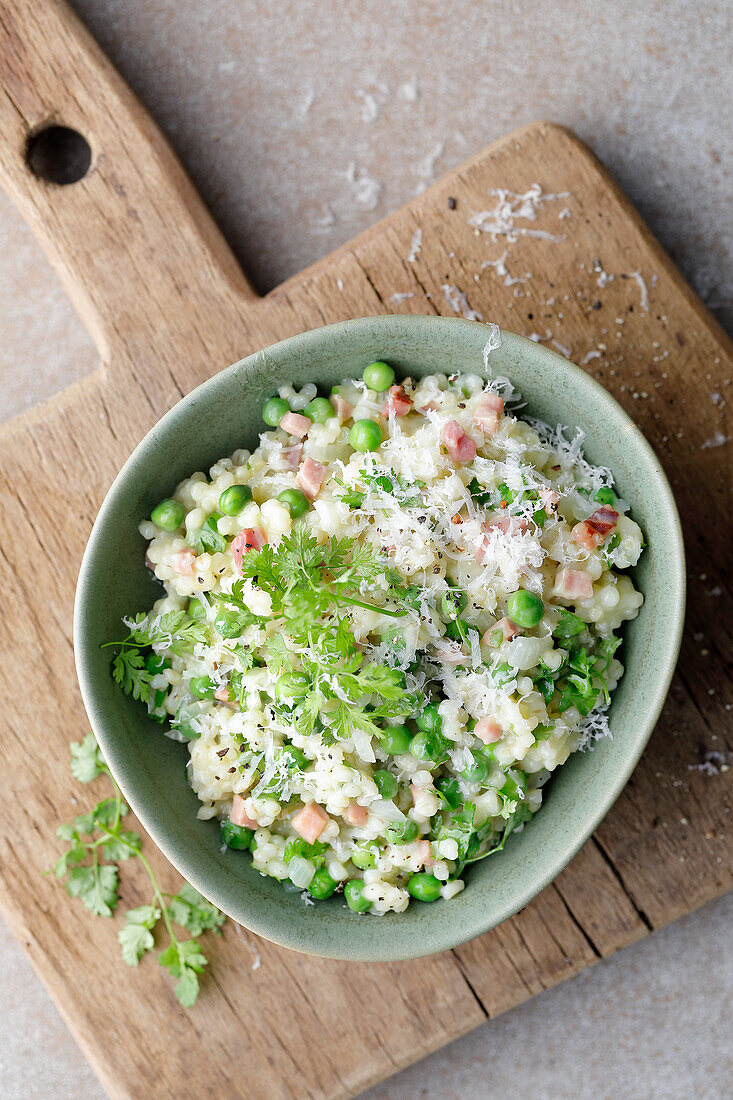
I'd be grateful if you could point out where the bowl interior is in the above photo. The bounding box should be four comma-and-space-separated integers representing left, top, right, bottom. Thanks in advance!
75, 316, 685, 960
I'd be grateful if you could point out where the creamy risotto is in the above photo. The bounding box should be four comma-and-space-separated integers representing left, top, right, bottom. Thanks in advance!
110, 354, 644, 914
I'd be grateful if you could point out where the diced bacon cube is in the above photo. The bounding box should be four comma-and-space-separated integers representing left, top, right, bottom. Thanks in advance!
481, 617, 522, 645
280, 411, 312, 438
331, 394, 353, 421
214, 685, 232, 702
572, 506, 619, 549
473, 392, 504, 434
296, 457, 325, 500
232, 526, 267, 571
474, 717, 502, 744
442, 419, 477, 462
409, 782, 424, 803
383, 384, 412, 418
539, 487, 561, 512
292, 803, 330, 844
554, 567, 594, 600
281, 444, 302, 470
343, 801, 369, 827
474, 516, 528, 562
172, 550, 196, 575
415, 839, 436, 868
230, 794, 258, 829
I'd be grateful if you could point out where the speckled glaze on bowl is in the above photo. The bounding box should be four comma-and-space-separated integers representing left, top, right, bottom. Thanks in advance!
74, 316, 685, 961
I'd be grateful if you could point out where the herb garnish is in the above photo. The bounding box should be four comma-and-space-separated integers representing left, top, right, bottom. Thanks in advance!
51, 732, 225, 1007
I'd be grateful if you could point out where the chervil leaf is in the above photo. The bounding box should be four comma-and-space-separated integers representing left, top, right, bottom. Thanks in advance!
166, 884, 226, 937
101, 829, 142, 862
66, 864, 119, 917
70, 733, 108, 783
112, 647, 153, 704
159, 939, 209, 1007
118, 905, 161, 966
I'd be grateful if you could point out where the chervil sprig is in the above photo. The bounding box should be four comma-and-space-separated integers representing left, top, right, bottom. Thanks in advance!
51, 732, 225, 1007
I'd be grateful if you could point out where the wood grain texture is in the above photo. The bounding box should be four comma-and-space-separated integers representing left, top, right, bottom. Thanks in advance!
0, 2, 731, 1098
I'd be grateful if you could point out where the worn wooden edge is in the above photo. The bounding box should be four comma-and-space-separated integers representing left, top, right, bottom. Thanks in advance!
0, 0, 257, 363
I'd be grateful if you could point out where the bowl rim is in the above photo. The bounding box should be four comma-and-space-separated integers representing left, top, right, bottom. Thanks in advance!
74, 316, 686, 960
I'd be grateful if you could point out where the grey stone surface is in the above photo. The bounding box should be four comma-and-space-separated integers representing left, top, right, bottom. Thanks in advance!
0, 1, 730, 1097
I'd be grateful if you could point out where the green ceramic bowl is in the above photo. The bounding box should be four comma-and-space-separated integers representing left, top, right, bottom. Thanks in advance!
74, 316, 685, 960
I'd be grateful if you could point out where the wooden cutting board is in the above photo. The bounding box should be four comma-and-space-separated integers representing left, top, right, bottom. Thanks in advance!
1, 2, 731, 1098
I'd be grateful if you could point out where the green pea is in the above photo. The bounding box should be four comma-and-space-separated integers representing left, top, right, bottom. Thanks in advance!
304, 397, 334, 423
410, 729, 447, 763
214, 611, 243, 639
278, 488, 310, 517
460, 753, 489, 785
309, 868, 338, 899
363, 360, 395, 392
218, 484, 252, 515
594, 486, 616, 506
344, 879, 372, 912
415, 703, 443, 735
500, 770, 528, 801
350, 419, 383, 452
262, 396, 290, 427
221, 821, 253, 850
190, 675, 216, 699
439, 588, 468, 621
150, 498, 185, 531
379, 724, 412, 755
187, 598, 208, 621
407, 873, 442, 902
385, 819, 418, 845
351, 846, 376, 870
506, 589, 544, 628
373, 769, 398, 799
144, 652, 170, 674
274, 672, 311, 702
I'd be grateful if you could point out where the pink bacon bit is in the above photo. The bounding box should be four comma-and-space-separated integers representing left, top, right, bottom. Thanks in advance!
296, 457, 325, 500
230, 794, 259, 830
383, 384, 412, 418
539, 487, 561, 513
442, 419, 477, 463
474, 717, 502, 744
571, 506, 619, 550
555, 567, 594, 600
481, 617, 522, 645
232, 526, 267, 571
281, 443, 302, 470
415, 839, 436, 868
474, 516, 529, 562
473, 392, 504, 434
214, 685, 232, 703
172, 549, 197, 575
343, 801, 369, 828
292, 803, 330, 844
331, 394, 353, 421
280, 411, 312, 438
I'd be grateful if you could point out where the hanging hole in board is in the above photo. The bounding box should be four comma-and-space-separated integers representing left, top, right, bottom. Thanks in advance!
26, 125, 92, 185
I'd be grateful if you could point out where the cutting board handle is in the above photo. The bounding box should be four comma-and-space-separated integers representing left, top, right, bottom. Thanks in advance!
0, 0, 258, 361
